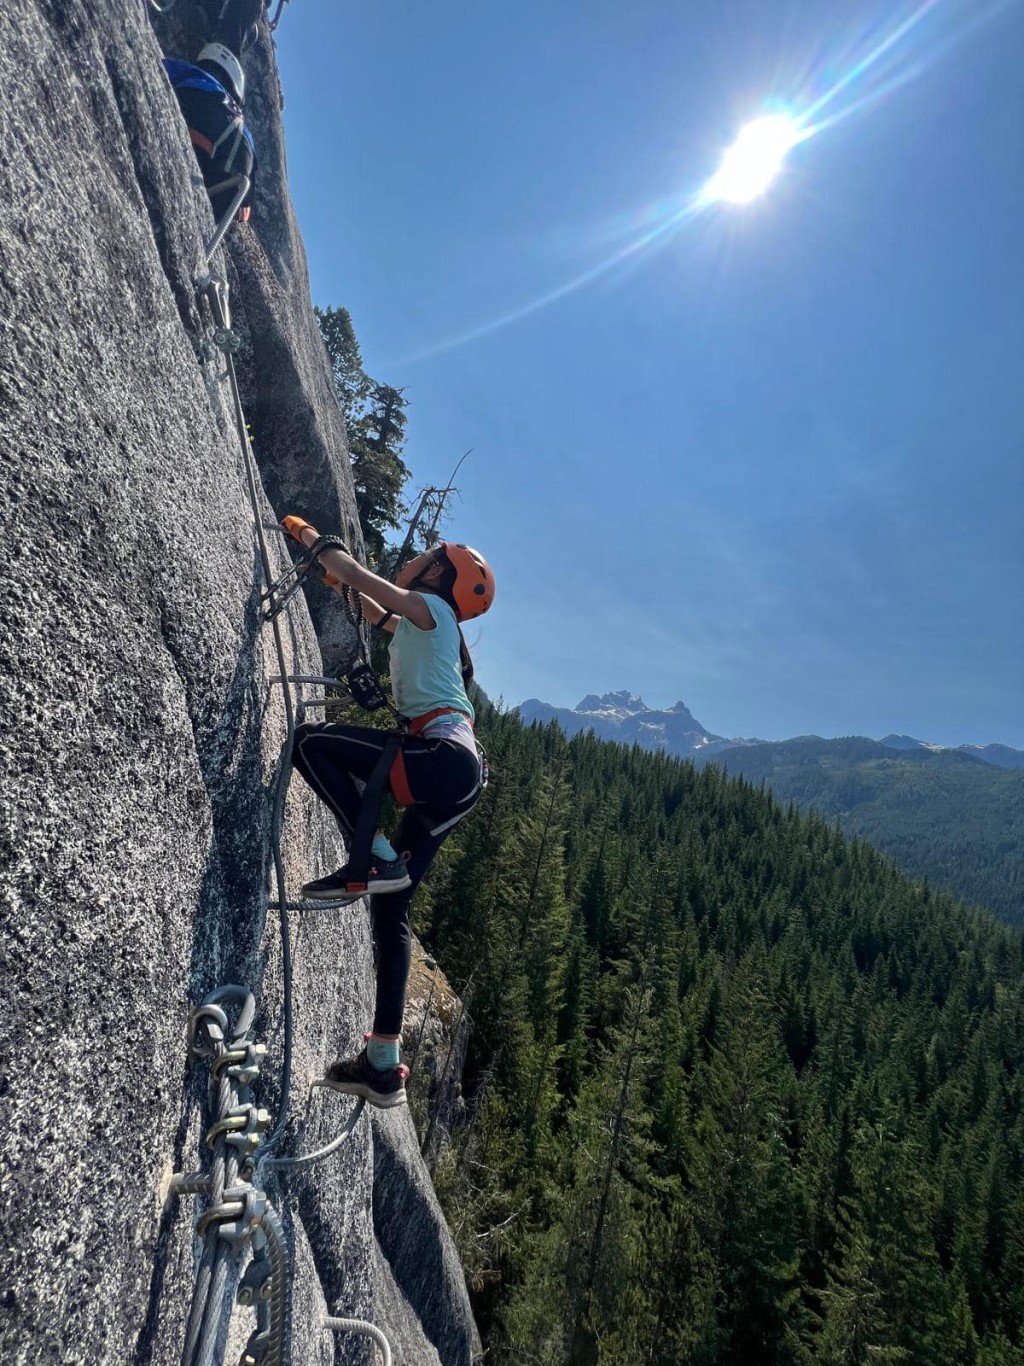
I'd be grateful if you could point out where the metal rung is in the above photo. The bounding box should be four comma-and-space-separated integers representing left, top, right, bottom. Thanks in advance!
272, 675, 347, 688
262, 1098, 366, 1172
270, 898, 363, 911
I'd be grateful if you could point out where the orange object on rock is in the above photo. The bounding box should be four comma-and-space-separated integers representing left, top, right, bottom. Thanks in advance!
282, 514, 316, 544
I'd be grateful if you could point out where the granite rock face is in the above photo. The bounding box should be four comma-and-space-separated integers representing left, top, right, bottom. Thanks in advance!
0, 2, 474, 1362
149, 0, 364, 674
403, 945, 473, 1171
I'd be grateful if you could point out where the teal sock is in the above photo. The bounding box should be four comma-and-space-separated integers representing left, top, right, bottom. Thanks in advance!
371, 834, 398, 862
366, 1035, 400, 1070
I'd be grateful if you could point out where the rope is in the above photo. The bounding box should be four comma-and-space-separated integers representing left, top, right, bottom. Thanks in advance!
266, 0, 290, 32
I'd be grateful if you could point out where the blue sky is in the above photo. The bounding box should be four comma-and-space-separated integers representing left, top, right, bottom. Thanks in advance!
273, 0, 1023, 747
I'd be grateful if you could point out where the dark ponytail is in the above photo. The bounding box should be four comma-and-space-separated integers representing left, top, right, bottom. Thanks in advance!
456, 627, 474, 691
410, 550, 475, 690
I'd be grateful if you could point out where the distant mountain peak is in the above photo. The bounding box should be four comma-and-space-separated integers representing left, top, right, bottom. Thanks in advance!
518, 696, 1023, 773
881, 734, 927, 751
575, 691, 648, 715
881, 734, 948, 755
668, 700, 698, 719
516, 691, 729, 761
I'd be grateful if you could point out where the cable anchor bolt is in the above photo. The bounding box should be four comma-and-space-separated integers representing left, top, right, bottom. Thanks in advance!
237, 1256, 274, 1307
239, 1330, 272, 1364
188, 1003, 229, 1058
212, 1040, 268, 1085
214, 326, 241, 354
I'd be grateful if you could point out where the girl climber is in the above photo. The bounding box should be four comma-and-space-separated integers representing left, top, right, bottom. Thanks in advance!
283, 518, 495, 1108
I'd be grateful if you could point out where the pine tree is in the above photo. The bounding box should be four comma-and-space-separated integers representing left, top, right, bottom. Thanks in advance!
687, 975, 806, 1363
564, 966, 657, 1363
417, 709, 1024, 1362
315, 304, 411, 562
314, 303, 371, 423
350, 381, 410, 563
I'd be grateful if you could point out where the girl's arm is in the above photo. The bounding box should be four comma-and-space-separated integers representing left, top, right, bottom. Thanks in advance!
284, 518, 434, 630
358, 591, 399, 634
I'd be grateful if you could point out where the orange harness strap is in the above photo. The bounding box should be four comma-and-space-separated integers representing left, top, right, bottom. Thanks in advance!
189, 128, 215, 156
388, 709, 473, 808
389, 750, 415, 808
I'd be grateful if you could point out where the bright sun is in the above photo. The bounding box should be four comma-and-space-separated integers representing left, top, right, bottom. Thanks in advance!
704, 114, 802, 205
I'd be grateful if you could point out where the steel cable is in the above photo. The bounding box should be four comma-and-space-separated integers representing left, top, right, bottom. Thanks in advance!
192, 278, 391, 1365
324, 1315, 393, 1366
179, 988, 268, 1366
203, 278, 297, 1154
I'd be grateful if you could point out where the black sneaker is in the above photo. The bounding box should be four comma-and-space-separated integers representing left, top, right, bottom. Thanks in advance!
314, 1047, 409, 1109
301, 856, 411, 901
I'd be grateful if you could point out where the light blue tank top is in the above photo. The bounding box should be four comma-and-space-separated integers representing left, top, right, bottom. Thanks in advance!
389, 595, 475, 726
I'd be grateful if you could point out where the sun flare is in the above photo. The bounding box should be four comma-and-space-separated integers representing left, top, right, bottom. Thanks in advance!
704, 114, 802, 205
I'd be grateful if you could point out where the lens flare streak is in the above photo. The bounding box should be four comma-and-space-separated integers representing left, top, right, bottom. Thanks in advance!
701, 114, 804, 205
800, 0, 943, 129
405, 0, 990, 364
401, 197, 704, 361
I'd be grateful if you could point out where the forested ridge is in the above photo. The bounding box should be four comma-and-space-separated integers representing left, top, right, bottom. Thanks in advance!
412, 707, 1024, 1364
707, 737, 1024, 928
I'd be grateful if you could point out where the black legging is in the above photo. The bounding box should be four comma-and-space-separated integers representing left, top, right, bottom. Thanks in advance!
292, 722, 482, 1035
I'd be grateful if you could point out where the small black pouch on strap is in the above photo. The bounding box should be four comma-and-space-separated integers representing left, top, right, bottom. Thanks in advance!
347, 662, 390, 712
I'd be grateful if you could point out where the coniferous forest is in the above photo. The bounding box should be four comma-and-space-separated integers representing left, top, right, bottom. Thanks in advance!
410, 704, 1024, 1365
708, 737, 1024, 928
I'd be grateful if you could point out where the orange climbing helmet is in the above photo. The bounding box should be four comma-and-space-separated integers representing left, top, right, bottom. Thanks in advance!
440, 543, 495, 621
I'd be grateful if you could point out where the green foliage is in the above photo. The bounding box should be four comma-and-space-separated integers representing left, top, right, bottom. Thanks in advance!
710, 737, 1024, 926
418, 705, 1024, 1363
315, 304, 411, 564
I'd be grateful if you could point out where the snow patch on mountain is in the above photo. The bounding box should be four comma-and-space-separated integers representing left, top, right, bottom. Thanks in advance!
515, 691, 752, 761
517, 696, 1024, 770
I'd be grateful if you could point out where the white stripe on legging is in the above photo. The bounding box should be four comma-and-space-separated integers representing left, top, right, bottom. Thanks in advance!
295, 728, 394, 836
420, 779, 482, 837
297, 730, 482, 838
